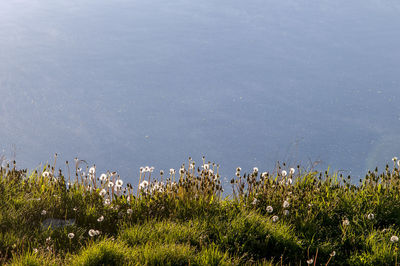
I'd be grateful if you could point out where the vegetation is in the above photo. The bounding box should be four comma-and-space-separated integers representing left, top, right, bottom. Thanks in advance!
1, 155, 400, 265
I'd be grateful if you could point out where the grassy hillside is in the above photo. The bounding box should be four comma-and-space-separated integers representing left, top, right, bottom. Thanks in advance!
1, 156, 400, 265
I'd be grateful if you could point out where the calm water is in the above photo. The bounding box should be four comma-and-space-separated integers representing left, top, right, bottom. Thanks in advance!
1, 0, 400, 185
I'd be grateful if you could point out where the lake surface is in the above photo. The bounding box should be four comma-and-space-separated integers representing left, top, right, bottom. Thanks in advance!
1, 0, 400, 186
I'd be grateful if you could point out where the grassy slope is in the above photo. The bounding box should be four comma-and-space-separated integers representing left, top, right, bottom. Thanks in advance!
1, 159, 400, 265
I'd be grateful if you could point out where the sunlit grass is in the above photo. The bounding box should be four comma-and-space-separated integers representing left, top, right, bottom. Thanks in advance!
1, 155, 400, 264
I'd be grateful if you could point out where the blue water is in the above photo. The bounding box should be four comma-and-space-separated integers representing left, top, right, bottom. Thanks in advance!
1, 0, 400, 185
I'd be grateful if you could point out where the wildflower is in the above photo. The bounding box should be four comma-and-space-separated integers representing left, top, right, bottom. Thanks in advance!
140, 167, 144, 173
89, 166, 95, 175
283, 210, 290, 216
236, 167, 241, 173
261, 172, 268, 178
99, 189, 107, 196
144, 166, 150, 172
253, 167, 258, 173
127, 196, 131, 203
104, 199, 111, 205
286, 178, 293, 185
330, 251, 336, 257
252, 198, 258, 205
42, 171, 50, 178
88, 229, 96, 237
272, 215, 279, 222
160, 170, 164, 175
127, 209, 133, 214
281, 170, 287, 177
266, 206, 273, 213
100, 174, 107, 181
342, 218, 350, 226
73, 207, 77, 211
139, 180, 149, 190
289, 168, 295, 174
393, 157, 398, 162
116, 179, 123, 187
95, 230, 101, 236
68, 233, 75, 239
391, 235, 399, 243
108, 182, 114, 188
41, 210, 47, 215
149, 167, 154, 173
203, 164, 210, 170
169, 168, 175, 175
307, 259, 314, 265
179, 167, 185, 174
97, 216, 104, 222
367, 213, 375, 220
33, 248, 38, 253
283, 200, 290, 208
46, 237, 51, 243
209, 169, 214, 175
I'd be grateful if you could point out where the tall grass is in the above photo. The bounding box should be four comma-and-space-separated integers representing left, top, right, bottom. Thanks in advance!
1, 156, 400, 265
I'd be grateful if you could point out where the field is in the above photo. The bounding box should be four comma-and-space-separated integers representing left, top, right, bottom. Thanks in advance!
1, 156, 400, 265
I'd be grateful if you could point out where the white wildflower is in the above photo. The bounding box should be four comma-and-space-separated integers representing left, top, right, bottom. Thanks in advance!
253, 167, 258, 173
281, 170, 287, 177
203, 164, 210, 170
272, 215, 279, 222
169, 168, 175, 175
391, 235, 399, 243
108, 182, 114, 188
68, 233, 75, 239
127, 209, 133, 214
330, 251, 336, 257
307, 259, 314, 265
266, 206, 273, 213
97, 215, 104, 222
144, 166, 150, 172
367, 213, 375, 220
41, 210, 47, 215
289, 168, 295, 174
116, 179, 123, 187
393, 157, 398, 162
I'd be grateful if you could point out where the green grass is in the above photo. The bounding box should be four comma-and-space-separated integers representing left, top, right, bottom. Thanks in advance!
1, 157, 400, 265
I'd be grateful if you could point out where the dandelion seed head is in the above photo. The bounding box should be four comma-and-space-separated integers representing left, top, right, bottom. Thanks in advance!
283, 210, 290, 216
289, 168, 295, 174
144, 166, 150, 173
266, 206, 273, 213
393, 157, 398, 162
116, 179, 123, 187
99, 189, 107, 197
367, 213, 375, 220
330, 251, 336, 257
33, 248, 38, 253
100, 174, 108, 182
139, 180, 149, 190
42, 171, 50, 178
97, 215, 104, 222
108, 182, 114, 188
307, 259, 314, 265
272, 215, 279, 222
89, 166, 95, 175
283, 200, 290, 208
253, 167, 258, 173
391, 235, 399, 243
41, 210, 47, 215
88, 229, 96, 237
203, 164, 210, 170
252, 198, 258, 205
342, 218, 350, 226
127, 209, 133, 214
281, 170, 287, 177
68, 233, 75, 239
169, 168, 175, 175
104, 199, 111, 206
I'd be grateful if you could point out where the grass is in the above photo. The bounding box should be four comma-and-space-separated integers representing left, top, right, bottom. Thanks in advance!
1, 156, 400, 265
